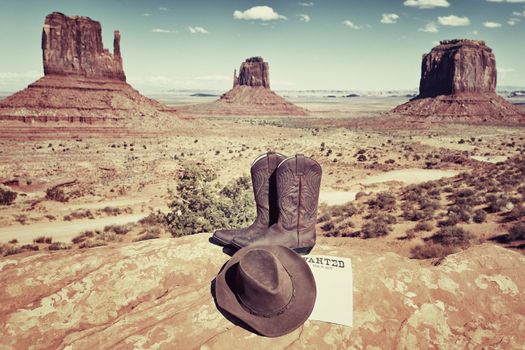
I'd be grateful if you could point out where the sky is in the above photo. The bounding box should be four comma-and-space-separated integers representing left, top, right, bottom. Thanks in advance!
0, 0, 524, 93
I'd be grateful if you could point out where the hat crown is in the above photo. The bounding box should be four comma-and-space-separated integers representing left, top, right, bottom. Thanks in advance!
236, 249, 293, 317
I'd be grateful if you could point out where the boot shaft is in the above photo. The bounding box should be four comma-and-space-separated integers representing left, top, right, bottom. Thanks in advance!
250, 152, 286, 226
276, 155, 322, 235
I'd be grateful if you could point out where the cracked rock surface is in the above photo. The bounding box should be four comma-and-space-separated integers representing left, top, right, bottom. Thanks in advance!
1, 234, 524, 349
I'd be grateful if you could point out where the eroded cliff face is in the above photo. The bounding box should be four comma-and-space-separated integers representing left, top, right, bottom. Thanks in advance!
233, 57, 270, 89
0, 12, 182, 126
392, 39, 524, 122
42, 12, 126, 81
419, 40, 496, 98
0, 234, 524, 349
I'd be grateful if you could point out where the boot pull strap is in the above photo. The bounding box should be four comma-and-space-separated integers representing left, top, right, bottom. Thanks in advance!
267, 151, 277, 173
296, 154, 305, 176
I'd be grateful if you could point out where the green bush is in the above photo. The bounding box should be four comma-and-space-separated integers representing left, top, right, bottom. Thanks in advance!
0, 187, 17, 205
163, 164, 255, 237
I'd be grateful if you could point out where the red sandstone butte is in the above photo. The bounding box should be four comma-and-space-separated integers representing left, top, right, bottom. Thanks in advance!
392, 39, 524, 123
180, 57, 308, 116
0, 12, 171, 125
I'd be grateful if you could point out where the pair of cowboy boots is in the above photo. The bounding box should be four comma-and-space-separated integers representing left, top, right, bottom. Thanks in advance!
212, 151, 322, 254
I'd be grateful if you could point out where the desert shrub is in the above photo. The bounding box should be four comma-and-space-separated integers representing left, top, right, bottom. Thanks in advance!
507, 222, 525, 241
139, 212, 163, 225
20, 244, 39, 251
361, 221, 391, 239
429, 227, 474, 247
411, 243, 457, 259
48, 242, 71, 251
317, 212, 332, 223
65, 209, 95, 221
321, 222, 335, 232
448, 205, 472, 223
134, 228, 161, 242
420, 199, 441, 211
0, 187, 17, 205
98, 231, 120, 242
473, 209, 487, 223
438, 212, 460, 227
366, 213, 397, 225
45, 187, 67, 202
14, 215, 28, 225
8, 239, 18, 244
3, 246, 23, 256
485, 194, 512, 213
71, 230, 95, 244
163, 165, 255, 237
367, 192, 396, 212
414, 221, 434, 232
79, 239, 107, 249
33, 236, 53, 244
330, 203, 358, 218
104, 224, 133, 235
504, 206, 525, 222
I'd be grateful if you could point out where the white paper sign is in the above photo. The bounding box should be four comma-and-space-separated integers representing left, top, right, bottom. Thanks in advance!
304, 255, 353, 327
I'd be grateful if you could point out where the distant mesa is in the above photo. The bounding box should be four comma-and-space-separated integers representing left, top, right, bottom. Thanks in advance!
233, 56, 270, 88
0, 12, 171, 125
179, 56, 308, 116
392, 39, 525, 122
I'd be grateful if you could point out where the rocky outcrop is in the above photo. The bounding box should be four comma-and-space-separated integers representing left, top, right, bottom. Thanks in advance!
233, 57, 270, 88
392, 39, 524, 123
0, 12, 178, 126
181, 57, 308, 116
0, 234, 524, 349
42, 12, 125, 81
419, 40, 496, 98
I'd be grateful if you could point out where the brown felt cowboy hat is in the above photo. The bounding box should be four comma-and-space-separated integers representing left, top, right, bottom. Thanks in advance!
215, 245, 316, 337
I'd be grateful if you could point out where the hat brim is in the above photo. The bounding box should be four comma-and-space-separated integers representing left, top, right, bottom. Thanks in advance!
215, 245, 316, 337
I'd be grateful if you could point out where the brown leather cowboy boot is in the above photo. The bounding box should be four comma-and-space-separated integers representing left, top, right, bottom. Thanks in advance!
212, 151, 286, 246
231, 154, 322, 254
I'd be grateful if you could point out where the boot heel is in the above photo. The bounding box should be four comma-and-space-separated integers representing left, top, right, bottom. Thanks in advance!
292, 246, 313, 255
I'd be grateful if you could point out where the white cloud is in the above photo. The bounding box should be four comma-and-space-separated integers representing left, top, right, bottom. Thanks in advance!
419, 21, 439, 32
508, 18, 521, 25
342, 20, 362, 29
381, 13, 400, 24
299, 1, 314, 6
404, 0, 450, 9
233, 6, 287, 21
151, 28, 172, 33
159, 7, 169, 11
468, 30, 479, 35
142, 13, 151, 17
483, 21, 502, 28
188, 26, 209, 34
512, 11, 525, 16
437, 15, 471, 26
298, 14, 311, 22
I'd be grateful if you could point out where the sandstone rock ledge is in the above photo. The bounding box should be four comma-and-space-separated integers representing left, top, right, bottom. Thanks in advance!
0, 234, 524, 349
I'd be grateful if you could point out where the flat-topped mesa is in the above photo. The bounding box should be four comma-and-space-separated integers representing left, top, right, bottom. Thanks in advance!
42, 12, 126, 81
391, 39, 524, 122
418, 39, 496, 98
233, 56, 270, 88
